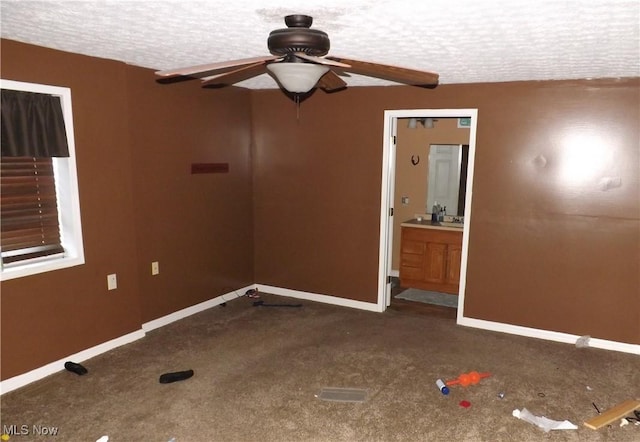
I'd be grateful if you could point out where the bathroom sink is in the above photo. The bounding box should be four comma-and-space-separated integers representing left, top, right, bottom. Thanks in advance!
439, 221, 464, 228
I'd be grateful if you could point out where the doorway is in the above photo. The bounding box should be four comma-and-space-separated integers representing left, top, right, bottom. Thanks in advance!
376, 109, 478, 320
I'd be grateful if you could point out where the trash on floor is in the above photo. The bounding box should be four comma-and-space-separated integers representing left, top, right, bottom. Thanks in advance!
96, 437, 109, 442
626, 410, 640, 425
512, 408, 578, 432
459, 400, 472, 408
575, 335, 591, 348
436, 379, 449, 395
252, 300, 302, 308
315, 387, 367, 403
584, 399, 640, 430
245, 288, 260, 299
446, 371, 491, 387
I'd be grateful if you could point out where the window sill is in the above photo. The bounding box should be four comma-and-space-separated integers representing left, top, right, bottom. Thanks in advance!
1, 255, 85, 281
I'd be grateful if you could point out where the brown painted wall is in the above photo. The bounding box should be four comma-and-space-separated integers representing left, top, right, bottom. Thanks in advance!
125, 65, 254, 323
251, 90, 385, 300
0, 40, 254, 380
252, 80, 639, 344
2, 39, 638, 382
465, 80, 639, 344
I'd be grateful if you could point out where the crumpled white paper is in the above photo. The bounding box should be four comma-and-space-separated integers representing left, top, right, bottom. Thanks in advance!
512, 408, 578, 432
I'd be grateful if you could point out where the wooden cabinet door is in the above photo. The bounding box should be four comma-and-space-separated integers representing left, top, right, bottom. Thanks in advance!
399, 226, 462, 294
446, 243, 462, 286
424, 242, 447, 283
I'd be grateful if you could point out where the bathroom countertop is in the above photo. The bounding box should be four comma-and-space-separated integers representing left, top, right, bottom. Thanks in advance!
401, 218, 464, 232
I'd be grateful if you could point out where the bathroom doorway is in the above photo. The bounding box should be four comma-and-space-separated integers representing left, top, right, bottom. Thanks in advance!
376, 109, 478, 320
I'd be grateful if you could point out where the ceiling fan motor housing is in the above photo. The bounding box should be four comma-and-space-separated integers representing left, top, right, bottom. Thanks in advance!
268, 15, 330, 57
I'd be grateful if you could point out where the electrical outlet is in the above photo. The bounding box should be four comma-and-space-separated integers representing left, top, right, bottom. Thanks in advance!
151, 261, 159, 275
107, 273, 117, 290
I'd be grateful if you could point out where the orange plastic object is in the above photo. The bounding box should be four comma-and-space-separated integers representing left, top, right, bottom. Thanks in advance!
446, 371, 491, 387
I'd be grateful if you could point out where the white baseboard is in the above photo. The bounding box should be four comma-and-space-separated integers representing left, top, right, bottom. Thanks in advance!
4, 284, 636, 395
1, 286, 255, 395
256, 284, 382, 312
142, 285, 255, 332
458, 316, 640, 355
0, 329, 145, 395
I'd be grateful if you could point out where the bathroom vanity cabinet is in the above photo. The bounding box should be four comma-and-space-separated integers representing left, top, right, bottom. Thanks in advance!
399, 222, 463, 294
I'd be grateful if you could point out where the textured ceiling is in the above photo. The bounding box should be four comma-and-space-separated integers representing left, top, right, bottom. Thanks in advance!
1, 0, 639, 89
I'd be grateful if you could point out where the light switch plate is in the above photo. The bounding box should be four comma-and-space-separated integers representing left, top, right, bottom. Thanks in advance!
107, 273, 117, 290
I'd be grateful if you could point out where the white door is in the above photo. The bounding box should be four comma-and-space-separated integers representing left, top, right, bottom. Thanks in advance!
426, 144, 462, 215
384, 116, 398, 307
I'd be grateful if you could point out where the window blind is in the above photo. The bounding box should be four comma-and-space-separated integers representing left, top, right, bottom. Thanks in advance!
1, 156, 64, 264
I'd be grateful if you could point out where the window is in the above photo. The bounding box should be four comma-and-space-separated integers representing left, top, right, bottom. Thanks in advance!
1, 79, 84, 280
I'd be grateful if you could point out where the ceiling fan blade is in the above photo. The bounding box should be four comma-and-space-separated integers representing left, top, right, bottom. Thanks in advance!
326, 56, 439, 86
292, 53, 351, 68
155, 55, 281, 79
318, 70, 347, 92
201, 62, 268, 87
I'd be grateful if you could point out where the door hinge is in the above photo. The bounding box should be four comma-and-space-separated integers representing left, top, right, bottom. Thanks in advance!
387, 275, 392, 284
393, 135, 397, 145
389, 207, 394, 216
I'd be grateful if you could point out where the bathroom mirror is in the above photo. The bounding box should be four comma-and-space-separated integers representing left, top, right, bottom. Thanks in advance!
426, 144, 469, 216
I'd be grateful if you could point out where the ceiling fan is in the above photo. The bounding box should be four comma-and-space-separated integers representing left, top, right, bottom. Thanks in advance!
155, 14, 439, 94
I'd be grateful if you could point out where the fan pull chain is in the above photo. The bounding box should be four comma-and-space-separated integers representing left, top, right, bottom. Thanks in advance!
295, 94, 301, 121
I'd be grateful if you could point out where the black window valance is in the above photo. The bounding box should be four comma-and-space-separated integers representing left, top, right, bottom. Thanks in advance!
1, 89, 70, 157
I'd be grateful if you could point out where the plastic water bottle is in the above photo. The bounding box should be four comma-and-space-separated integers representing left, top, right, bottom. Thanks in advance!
436, 379, 450, 395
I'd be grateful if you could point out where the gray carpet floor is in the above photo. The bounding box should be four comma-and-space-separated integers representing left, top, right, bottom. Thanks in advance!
1, 293, 639, 441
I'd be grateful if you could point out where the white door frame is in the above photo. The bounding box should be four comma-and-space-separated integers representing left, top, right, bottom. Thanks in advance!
377, 109, 478, 320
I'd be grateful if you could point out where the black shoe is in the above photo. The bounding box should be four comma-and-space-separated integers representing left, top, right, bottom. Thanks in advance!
64, 361, 88, 375
159, 369, 194, 384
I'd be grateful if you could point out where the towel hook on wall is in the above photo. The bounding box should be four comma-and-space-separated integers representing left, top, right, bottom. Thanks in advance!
411, 155, 420, 165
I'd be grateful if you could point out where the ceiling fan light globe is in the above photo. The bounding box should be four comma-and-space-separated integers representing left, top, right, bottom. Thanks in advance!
266, 63, 329, 93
